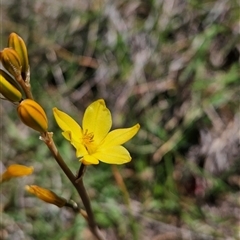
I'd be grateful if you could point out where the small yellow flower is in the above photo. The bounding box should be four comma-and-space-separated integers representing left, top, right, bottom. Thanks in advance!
0, 164, 34, 183
25, 185, 67, 208
17, 99, 48, 133
53, 99, 140, 165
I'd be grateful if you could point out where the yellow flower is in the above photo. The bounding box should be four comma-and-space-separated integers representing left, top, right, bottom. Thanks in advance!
53, 99, 140, 165
25, 185, 67, 208
0, 164, 34, 183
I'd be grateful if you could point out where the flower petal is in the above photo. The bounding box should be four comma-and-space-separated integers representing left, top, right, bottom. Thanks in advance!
53, 108, 82, 141
94, 146, 132, 164
71, 139, 88, 157
61, 132, 87, 156
82, 99, 112, 144
62, 131, 72, 141
101, 124, 140, 148
81, 155, 99, 165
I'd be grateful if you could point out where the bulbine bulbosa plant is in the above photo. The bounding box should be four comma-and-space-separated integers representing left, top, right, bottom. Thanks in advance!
0, 32, 140, 240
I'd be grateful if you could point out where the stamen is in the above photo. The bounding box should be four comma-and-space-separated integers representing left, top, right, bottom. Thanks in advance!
82, 130, 94, 144
81, 129, 97, 154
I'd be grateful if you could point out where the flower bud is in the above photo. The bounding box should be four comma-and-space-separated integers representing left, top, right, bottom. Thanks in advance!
0, 70, 22, 102
0, 164, 34, 183
8, 32, 29, 80
0, 48, 22, 78
25, 185, 67, 208
17, 99, 48, 132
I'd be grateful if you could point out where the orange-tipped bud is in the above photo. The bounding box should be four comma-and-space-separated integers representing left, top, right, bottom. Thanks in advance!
0, 48, 22, 78
17, 99, 48, 132
25, 185, 67, 208
8, 32, 29, 80
0, 164, 34, 183
0, 70, 22, 102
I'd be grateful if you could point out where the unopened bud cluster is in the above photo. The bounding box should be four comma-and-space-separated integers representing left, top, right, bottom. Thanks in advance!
0, 32, 48, 133
1, 33, 69, 214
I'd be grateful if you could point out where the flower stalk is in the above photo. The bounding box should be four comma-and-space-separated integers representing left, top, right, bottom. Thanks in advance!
14, 72, 33, 99
41, 132, 106, 240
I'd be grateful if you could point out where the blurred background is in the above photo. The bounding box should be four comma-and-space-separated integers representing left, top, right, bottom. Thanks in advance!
1, 0, 240, 239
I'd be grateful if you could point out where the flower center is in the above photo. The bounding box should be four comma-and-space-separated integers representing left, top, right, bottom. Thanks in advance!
82, 130, 96, 154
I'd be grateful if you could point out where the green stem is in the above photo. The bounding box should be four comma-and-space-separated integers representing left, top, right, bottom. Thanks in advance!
42, 132, 105, 240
